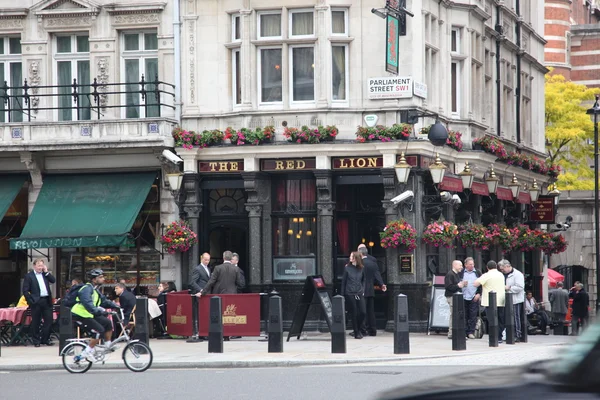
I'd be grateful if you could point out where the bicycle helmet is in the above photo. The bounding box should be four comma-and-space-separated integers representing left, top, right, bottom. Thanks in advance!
88, 268, 104, 279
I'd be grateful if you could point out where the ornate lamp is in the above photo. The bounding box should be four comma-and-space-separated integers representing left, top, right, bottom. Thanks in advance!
394, 152, 412, 184
166, 172, 184, 193
458, 162, 474, 190
485, 165, 499, 194
548, 182, 561, 206
529, 179, 540, 202
508, 173, 521, 199
428, 153, 447, 184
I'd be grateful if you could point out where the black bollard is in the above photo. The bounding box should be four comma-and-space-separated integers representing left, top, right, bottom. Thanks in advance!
520, 302, 528, 343
394, 294, 410, 354
488, 292, 499, 347
186, 294, 203, 343
208, 296, 223, 353
133, 297, 149, 344
451, 293, 466, 351
268, 296, 283, 353
331, 295, 346, 353
58, 303, 73, 355
504, 292, 515, 345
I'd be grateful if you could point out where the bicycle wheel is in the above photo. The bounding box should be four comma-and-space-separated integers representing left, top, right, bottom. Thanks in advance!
62, 342, 92, 374
122, 342, 153, 372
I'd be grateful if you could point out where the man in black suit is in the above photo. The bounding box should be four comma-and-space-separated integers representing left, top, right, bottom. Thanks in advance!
191, 252, 212, 297
199, 251, 244, 296
22, 258, 56, 347
358, 244, 377, 264
359, 247, 386, 336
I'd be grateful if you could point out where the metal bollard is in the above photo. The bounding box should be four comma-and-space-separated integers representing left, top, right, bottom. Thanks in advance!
504, 292, 515, 345
208, 296, 223, 353
58, 303, 73, 355
394, 294, 410, 354
520, 302, 528, 343
488, 292, 499, 347
331, 295, 346, 354
186, 294, 203, 343
133, 297, 149, 344
451, 293, 466, 351
268, 296, 283, 353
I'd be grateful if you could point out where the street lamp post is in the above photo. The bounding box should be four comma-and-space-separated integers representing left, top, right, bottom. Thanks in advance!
587, 94, 600, 316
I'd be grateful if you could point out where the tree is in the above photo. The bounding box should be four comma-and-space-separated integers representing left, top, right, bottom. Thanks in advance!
545, 72, 597, 190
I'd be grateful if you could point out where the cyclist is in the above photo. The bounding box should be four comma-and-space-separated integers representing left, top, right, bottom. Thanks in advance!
71, 269, 120, 361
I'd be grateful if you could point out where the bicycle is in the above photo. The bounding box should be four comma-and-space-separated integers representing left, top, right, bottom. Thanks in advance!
60, 309, 153, 373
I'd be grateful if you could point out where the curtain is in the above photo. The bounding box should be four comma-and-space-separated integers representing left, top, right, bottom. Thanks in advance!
261, 49, 282, 102
300, 179, 315, 210
274, 180, 286, 211
287, 180, 300, 209
57, 61, 72, 121
145, 58, 159, 117
77, 60, 91, 120
331, 11, 345, 34
125, 59, 140, 118
261, 14, 281, 37
292, 12, 314, 36
57, 37, 71, 53
336, 219, 350, 256
9, 62, 22, 122
144, 33, 158, 50
0, 63, 5, 122
332, 46, 346, 100
292, 47, 314, 101
335, 185, 351, 211
124, 34, 139, 51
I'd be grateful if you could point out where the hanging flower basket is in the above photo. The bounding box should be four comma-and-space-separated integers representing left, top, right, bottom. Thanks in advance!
379, 219, 418, 252
160, 220, 198, 255
458, 223, 492, 250
422, 220, 459, 249
544, 234, 568, 255
487, 223, 517, 252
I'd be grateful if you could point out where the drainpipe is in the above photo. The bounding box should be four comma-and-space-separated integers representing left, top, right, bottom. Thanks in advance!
495, 5, 502, 136
515, 0, 522, 144
173, 0, 182, 124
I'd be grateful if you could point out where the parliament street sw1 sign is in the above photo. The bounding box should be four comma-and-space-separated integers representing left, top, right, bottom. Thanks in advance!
368, 76, 413, 99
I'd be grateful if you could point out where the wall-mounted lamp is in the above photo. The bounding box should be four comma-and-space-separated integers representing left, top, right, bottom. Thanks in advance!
485, 165, 499, 194
529, 179, 540, 202
429, 153, 447, 184
508, 174, 521, 199
548, 182, 561, 206
458, 162, 474, 190
394, 152, 412, 184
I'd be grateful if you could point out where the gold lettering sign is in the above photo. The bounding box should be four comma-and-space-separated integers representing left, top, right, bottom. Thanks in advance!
222, 304, 247, 325
332, 157, 383, 169
261, 158, 315, 171
170, 304, 187, 325
199, 161, 244, 173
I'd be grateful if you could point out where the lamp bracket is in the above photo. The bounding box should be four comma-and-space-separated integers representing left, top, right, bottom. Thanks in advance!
407, 110, 440, 124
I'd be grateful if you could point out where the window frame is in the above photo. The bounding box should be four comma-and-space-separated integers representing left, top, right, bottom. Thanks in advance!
0, 36, 23, 123
451, 61, 460, 116
232, 48, 242, 106
232, 14, 241, 42
451, 27, 461, 53
331, 44, 349, 104
120, 30, 159, 119
257, 45, 284, 106
257, 11, 283, 40
288, 9, 315, 39
288, 45, 316, 105
330, 8, 348, 36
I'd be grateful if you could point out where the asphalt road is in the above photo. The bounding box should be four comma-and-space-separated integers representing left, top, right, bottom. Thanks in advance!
0, 365, 482, 400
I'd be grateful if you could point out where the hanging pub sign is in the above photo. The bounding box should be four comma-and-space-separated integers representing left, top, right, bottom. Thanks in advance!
530, 195, 556, 223
332, 156, 383, 169
386, 0, 407, 35
199, 160, 244, 173
261, 158, 316, 171
385, 14, 399, 74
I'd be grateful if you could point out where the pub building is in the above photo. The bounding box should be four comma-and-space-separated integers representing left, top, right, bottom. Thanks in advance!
176, 142, 550, 332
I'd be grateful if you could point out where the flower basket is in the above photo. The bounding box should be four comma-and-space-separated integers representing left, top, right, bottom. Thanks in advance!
511, 224, 535, 251
284, 125, 338, 144
472, 135, 508, 159
380, 219, 418, 252
458, 223, 492, 250
422, 220, 459, 249
544, 234, 567, 255
355, 123, 412, 142
487, 223, 517, 252
226, 126, 274, 145
446, 130, 463, 152
160, 220, 198, 254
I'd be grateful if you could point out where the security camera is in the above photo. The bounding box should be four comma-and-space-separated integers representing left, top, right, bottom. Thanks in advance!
451, 194, 461, 205
440, 191, 452, 202
162, 149, 183, 164
565, 216, 573, 225
391, 190, 414, 205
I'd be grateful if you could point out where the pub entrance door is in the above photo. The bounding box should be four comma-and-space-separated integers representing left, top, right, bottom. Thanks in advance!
333, 181, 388, 328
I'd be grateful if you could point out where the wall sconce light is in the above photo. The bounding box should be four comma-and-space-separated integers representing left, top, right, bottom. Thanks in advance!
299, 217, 304, 222
529, 179, 540, 203
508, 174, 521, 199
306, 230, 312, 236
458, 161, 474, 190
485, 165, 499, 194
296, 234, 301, 239
429, 153, 447, 184
368, 241, 375, 248
362, 238, 366, 243
293, 218, 298, 222
287, 229, 293, 235
394, 152, 412, 184
548, 183, 561, 206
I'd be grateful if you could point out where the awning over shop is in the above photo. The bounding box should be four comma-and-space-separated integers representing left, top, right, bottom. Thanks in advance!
0, 175, 26, 220
10, 172, 156, 250
496, 187, 514, 201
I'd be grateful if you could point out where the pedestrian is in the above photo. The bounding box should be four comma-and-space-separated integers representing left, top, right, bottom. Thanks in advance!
569, 282, 589, 335
199, 251, 245, 296
462, 257, 482, 339
473, 260, 506, 344
499, 259, 525, 341
191, 252, 211, 296
231, 252, 246, 292
524, 291, 549, 335
549, 281, 569, 325
444, 260, 467, 339
341, 251, 366, 339
22, 258, 56, 347
359, 246, 386, 336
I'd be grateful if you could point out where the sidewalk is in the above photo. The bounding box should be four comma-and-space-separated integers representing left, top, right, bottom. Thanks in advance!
0, 332, 575, 371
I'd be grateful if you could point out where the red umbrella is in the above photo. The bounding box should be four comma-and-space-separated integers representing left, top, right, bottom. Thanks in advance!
547, 268, 565, 288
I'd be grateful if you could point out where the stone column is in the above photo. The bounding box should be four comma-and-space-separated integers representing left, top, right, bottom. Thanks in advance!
315, 170, 334, 283
243, 172, 268, 288
315, 1, 329, 108
182, 173, 201, 290
240, 7, 253, 110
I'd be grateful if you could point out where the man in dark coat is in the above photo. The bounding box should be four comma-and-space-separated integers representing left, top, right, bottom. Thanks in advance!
200, 251, 244, 295
549, 281, 569, 323
22, 258, 56, 347
569, 282, 589, 335
191, 252, 212, 297
359, 247, 386, 336
115, 283, 137, 323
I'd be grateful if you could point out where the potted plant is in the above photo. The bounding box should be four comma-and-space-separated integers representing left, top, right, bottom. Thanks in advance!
172, 127, 196, 150
387, 123, 412, 140
283, 125, 338, 143
446, 130, 463, 152
458, 223, 492, 250
160, 220, 198, 255
472, 135, 508, 159
379, 219, 418, 252
226, 126, 274, 145
422, 220, 459, 248
355, 123, 412, 142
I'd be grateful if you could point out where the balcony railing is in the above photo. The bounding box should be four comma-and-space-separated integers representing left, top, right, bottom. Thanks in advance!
0, 75, 175, 123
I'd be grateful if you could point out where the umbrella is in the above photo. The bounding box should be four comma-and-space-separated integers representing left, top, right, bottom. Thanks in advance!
547, 268, 565, 288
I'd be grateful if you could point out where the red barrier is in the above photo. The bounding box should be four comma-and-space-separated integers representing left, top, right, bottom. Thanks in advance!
166, 291, 193, 336
198, 294, 261, 336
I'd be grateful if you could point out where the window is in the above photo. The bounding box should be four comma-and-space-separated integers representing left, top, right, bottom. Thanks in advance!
232, 14, 241, 41
451, 28, 461, 52
121, 31, 159, 118
451, 62, 459, 114
259, 48, 282, 103
258, 12, 281, 38
232, 49, 241, 105
0, 36, 23, 122
290, 47, 314, 102
289, 10, 314, 37
332, 45, 347, 101
331, 9, 347, 35
54, 34, 90, 121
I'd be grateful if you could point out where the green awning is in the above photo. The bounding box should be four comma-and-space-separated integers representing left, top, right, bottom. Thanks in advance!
0, 175, 26, 220
10, 172, 156, 250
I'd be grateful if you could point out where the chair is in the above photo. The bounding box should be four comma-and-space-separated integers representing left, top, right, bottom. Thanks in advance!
118, 305, 136, 338
11, 309, 33, 346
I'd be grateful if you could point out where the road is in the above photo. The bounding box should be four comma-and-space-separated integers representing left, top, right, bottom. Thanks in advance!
1, 365, 482, 400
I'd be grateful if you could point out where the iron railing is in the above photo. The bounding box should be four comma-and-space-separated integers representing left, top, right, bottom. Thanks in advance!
0, 74, 175, 122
